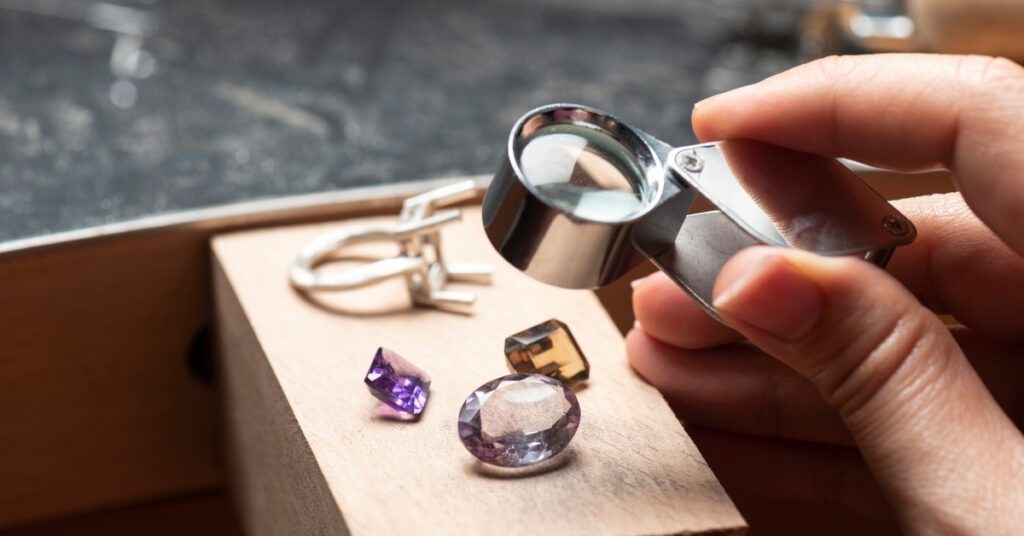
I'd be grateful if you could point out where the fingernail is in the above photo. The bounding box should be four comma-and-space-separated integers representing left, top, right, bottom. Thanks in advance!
632, 319, 643, 331
695, 82, 758, 110
630, 275, 652, 289
693, 94, 720, 109
712, 248, 823, 341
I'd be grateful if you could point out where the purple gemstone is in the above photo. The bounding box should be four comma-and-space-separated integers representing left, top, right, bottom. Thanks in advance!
458, 374, 580, 467
364, 347, 430, 416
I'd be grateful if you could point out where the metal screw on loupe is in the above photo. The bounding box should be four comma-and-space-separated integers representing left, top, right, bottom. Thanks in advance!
882, 215, 910, 236
677, 150, 703, 172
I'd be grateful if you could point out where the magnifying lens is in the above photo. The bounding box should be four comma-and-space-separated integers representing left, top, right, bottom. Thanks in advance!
482, 103, 916, 318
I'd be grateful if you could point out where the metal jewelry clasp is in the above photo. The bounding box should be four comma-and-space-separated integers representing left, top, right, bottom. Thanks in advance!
291, 180, 492, 313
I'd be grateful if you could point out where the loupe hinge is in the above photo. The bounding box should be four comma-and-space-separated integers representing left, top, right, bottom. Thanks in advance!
864, 247, 895, 267
291, 180, 493, 314
882, 215, 911, 237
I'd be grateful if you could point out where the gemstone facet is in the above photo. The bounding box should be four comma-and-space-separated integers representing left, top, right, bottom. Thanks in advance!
458, 373, 581, 467
364, 347, 430, 416
504, 319, 590, 385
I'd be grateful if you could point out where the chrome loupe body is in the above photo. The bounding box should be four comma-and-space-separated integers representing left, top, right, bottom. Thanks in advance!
482, 105, 686, 290
482, 104, 916, 317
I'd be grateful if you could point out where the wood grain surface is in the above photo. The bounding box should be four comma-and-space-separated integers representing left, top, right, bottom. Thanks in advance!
212, 208, 747, 536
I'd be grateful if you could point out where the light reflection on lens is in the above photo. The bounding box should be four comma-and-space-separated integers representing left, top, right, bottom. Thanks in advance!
520, 125, 647, 222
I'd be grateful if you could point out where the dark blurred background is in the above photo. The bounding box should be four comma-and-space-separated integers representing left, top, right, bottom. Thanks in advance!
0, 0, 899, 242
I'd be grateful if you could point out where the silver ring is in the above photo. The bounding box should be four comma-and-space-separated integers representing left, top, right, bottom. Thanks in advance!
290, 180, 492, 313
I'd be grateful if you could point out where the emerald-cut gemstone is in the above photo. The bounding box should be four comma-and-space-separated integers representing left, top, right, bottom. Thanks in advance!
364, 347, 430, 416
505, 319, 590, 385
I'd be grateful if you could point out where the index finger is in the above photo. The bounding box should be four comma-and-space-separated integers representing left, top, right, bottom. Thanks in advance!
692, 53, 1024, 255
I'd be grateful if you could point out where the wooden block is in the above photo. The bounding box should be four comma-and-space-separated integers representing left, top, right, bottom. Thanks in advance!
0, 179, 481, 528
212, 207, 746, 535
0, 229, 222, 528
0, 490, 243, 536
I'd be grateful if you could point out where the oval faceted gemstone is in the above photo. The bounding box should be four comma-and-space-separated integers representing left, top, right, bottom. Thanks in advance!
458, 374, 581, 467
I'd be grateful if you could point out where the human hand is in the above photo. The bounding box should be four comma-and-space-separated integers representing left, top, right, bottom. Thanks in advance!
628, 54, 1024, 534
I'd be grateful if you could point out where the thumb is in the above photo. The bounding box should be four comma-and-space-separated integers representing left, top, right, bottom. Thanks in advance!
712, 246, 1024, 531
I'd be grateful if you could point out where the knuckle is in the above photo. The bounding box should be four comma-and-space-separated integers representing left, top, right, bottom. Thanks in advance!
960, 55, 1024, 93
815, 53, 879, 77
982, 56, 1024, 86
808, 54, 859, 82
814, 301, 945, 420
812, 54, 843, 76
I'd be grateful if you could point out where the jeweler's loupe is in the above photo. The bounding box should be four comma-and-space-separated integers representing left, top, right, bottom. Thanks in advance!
482, 104, 916, 318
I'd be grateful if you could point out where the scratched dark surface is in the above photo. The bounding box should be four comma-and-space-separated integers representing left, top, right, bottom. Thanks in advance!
0, 0, 804, 241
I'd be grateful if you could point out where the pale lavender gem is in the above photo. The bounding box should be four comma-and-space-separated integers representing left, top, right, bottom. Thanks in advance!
364, 347, 430, 416
458, 373, 581, 467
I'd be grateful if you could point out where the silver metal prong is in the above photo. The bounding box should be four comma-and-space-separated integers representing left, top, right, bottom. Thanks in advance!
418, 290, 477, 315
291, 180, 491, 314
427, 290, 476, 304
445, 263, 494, 284
393, 209, 462, 239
